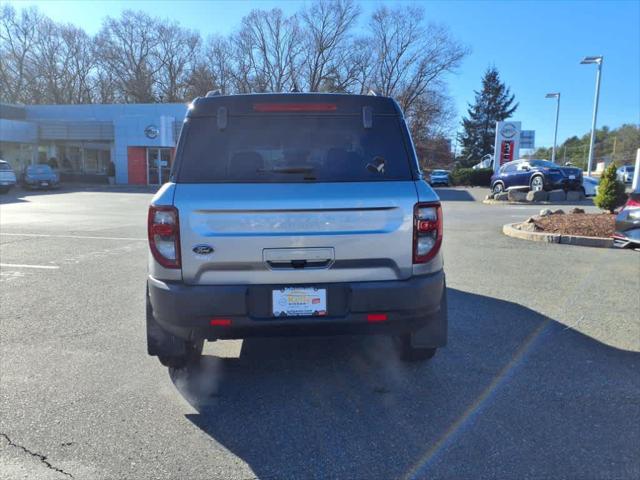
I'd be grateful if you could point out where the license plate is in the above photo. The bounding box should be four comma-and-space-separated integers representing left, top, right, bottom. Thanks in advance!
569, 175, 575, 180
41, 182, 49, 186
272, 287, 327, 317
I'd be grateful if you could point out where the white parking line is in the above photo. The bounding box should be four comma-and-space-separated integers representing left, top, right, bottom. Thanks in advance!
0, 263, 60, 270
0, 233, 145, 241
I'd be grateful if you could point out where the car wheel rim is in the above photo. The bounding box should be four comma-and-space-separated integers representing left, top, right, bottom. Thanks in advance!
532, 178, 543, 191
494, 184, 503, 193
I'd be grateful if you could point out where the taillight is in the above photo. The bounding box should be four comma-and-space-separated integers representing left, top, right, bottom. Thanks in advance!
624, 197, 640, 209
148, 205, 181, 269
413, 202, 443, 264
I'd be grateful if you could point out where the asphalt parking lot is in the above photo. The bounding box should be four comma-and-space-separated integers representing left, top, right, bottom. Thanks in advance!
1, 186, 639, 480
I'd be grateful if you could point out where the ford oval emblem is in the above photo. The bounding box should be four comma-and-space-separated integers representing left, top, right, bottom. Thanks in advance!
192, 244, 214, 255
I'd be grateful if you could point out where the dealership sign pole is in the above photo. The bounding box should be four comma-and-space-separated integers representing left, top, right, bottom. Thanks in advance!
493, 121, 521, 173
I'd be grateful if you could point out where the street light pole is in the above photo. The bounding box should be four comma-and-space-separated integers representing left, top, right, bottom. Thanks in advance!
581, 56, 603, 176
545, 93, 560, 164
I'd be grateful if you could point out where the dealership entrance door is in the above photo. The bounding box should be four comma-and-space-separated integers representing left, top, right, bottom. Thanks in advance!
147, 148, 173, 185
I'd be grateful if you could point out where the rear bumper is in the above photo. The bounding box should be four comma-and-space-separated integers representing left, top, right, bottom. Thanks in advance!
148, 271, 446, 343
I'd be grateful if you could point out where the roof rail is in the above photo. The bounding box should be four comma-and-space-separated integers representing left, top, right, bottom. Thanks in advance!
206, 89, 222, 97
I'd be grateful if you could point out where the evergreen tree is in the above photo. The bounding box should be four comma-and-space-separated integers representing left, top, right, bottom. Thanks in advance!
594, 163, 627, 213
458, 67, 518, 166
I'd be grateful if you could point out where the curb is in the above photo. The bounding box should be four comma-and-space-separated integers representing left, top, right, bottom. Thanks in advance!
483, 199, 593, 206
502, 223, 613, 248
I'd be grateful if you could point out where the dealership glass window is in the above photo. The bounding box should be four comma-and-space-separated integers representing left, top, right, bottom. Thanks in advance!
60, 146, 82, 172
98, 150, 110, 174
0, 143, 35, 171
84, 149, 99, 173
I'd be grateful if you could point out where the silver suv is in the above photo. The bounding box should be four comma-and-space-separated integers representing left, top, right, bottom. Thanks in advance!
146, 93, 447, 368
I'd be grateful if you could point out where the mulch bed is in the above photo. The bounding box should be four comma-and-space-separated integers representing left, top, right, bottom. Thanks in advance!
533, 213, 615, 238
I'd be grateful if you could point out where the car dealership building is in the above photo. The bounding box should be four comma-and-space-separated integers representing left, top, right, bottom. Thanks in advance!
0, 102, 188, 185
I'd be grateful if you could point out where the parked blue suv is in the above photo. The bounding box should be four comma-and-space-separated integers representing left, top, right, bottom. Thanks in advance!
490, 159, 583, 194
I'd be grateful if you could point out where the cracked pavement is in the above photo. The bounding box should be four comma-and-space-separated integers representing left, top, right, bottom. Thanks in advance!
1, 433, 73, 479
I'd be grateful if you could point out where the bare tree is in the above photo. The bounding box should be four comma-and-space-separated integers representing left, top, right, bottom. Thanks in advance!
299, 0, 360, 92
94, 67, 119, 103
27, 19, 96, 104
155, 21, 200, 102
368, 6, 467, 112
232, 8, 301, 93
204, 35, 233, 94
0, 5, 41, 103
95, 10, 162, 103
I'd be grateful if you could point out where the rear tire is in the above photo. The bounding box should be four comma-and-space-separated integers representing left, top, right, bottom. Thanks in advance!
492, 182, 504, 194
398, 287, 447, 362
157, 339, 203, 369
530, 175, 544, 192
147, 292, 203, 369
399, 337, 437, 362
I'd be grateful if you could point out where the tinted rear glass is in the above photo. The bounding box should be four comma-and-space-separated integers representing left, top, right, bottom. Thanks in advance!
175, 115, 414, 183
529, 160, 557, 168
28, 165, 53, 174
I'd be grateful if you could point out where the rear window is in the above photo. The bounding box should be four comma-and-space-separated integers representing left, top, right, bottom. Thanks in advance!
0, 163, 12, 171
530, 160, 557, 168
28, 165, 53, 174
175, 115, 414, 183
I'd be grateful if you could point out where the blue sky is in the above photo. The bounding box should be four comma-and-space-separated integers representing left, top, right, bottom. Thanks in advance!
7, 0, 640, 149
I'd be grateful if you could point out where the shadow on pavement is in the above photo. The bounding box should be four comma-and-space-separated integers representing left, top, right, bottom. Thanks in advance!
434, 188, 478, 202
170, 288, 640, 479
0, 184, 158, 204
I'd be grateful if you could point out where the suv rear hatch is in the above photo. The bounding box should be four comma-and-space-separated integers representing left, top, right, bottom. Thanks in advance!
172, 95, 419, 285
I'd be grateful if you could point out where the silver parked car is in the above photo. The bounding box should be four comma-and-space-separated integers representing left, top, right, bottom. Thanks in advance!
429, 169, 450, 186
0, 160, 17, 193
616, 165, 635, 184
146, 93, 447, 368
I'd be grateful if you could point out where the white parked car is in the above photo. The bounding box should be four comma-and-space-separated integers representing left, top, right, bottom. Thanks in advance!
472, 154, 494, 170
0, 160, 17, 194
582, 176, 599, 197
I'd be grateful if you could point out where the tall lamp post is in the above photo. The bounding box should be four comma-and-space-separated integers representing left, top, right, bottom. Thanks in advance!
580, 55, 603, 176
545, 93, 560, 164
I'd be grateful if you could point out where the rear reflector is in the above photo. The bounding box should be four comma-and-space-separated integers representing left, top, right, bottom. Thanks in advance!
210, 318, 232, 327
367, 313, 388, 323
253, 103, 337, 112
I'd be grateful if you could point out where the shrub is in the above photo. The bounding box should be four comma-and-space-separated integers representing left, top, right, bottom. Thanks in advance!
595, 163, 627, 213
450, 168, 493, 187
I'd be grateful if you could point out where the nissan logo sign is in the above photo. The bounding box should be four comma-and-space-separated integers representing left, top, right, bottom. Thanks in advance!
500, 123, 518, 138
144, 125, 159, 139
